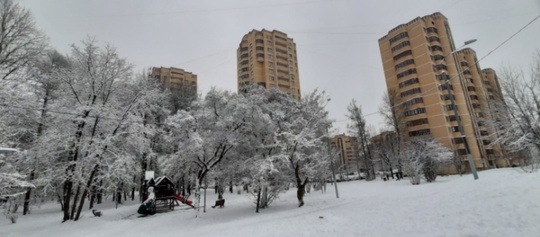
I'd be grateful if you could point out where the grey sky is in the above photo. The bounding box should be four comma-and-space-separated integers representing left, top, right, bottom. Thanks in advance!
17, 0, 540, 134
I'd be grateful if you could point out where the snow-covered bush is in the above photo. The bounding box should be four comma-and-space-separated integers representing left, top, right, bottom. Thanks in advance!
402, 137, 452, 185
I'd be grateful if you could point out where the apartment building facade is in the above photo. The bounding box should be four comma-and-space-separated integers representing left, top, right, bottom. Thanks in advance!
330, 134, 361, 173
378, 12, 507, 172
237, 29, 301, 100
151, 67, 198, 111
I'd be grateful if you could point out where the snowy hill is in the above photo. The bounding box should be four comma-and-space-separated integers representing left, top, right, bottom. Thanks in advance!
2, 168, 539, 237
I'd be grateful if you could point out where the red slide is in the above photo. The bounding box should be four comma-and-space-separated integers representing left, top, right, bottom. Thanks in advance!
174, 194, 193, 205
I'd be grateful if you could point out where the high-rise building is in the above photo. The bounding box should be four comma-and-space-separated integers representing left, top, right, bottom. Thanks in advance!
237, 29, 301, 100
330, 134, 361, 173
151, 67, 197, 92
378, 12, 507, 171
151, 67, 197, 111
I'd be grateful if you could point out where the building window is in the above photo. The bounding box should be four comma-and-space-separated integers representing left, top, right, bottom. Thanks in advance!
425, 27, 438, 34
443, 104, 456, 111
268, 62, 274, 67
436, 73, 450, 81
452, 137, 465, 144
427, 36, 440, 42
430, 55, 443, 62
449, 126, 460, 133
403, 97, 423, 107
270, 75, 275, 80
391, 41, 410, 52
457, 149, 467, 155
290, 74, 294, 79
393, 50, 412, 61
400, 87, 421, 98
472, 103, 481, 109
438, 84, 453, 91
406, 118, 429, 127
440, 94, 455, 101
256, 53, 264, 58
399, 77, 419, 88
467, 86, 476, 91
267, 47, 273, 52
465, 78, 474, 83
256, 46, 264, 51
463, 69, 472, 75
397, 68, 417, 79
395, 59, 415, 70
433, 64, 447, 71
403, 107, 426, 117
269, 69, 274, 74
446, 115, 459, 122
408, 129, 431, 137
255, 39, 263, 44
430, 45, 443, 52
389, 32, 408, 44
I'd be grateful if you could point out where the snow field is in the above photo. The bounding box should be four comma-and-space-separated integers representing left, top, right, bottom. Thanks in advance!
1, 168, 539, 237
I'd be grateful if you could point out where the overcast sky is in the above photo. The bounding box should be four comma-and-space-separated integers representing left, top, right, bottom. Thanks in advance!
17, 0, 540, 135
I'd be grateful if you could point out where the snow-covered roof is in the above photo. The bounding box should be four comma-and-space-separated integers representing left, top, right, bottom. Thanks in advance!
154, 176, 173, 186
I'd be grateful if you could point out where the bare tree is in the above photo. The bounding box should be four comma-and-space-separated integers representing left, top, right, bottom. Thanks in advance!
379, 90, 407, 177
347, 99, 375, 180
494, 52, 540, 172
0, 0, 47, 87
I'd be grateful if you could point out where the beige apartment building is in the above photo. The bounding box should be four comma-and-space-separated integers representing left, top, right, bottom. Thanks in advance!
151, 67, 198, 111
330, 134, 361, 173
378, 12, 507, 172
237, 29, 301, 100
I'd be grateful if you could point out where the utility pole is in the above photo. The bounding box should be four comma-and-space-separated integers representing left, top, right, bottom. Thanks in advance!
443, 71, 479, 180
326, 127, 339, 199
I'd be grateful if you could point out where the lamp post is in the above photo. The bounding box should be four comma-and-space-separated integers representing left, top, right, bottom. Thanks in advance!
441, 39, 479, 180
325, 124, 339, 199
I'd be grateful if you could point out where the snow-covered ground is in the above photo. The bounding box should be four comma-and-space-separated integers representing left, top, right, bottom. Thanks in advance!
2, 168, 539, 237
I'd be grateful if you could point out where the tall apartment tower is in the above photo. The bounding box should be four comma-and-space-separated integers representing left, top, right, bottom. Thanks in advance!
151, 67, 197, 111
237, 29, 301, 100
330, 134, 361, 174
378, 12, 506, 171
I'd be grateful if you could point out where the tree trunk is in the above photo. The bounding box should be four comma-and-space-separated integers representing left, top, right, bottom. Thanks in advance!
62, 180, 72, 222
294, 162, 308, 207
97, 180, 103, 204
70, 185, 81, 220
23, 171, 35, 215
256, 186, 261, 213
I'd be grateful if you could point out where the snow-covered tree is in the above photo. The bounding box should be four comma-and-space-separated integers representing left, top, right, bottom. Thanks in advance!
371, 131, 400, 178
494, 53, 540, 172
347, 99, 375, 180
0, 0, 47, 87
402, 137, 452, 185
378, 90, 408, 177
165, 88, 242, 213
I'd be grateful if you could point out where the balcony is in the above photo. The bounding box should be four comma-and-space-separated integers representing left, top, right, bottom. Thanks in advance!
277, 53, 288, 60
277, 59, 288, 66
277, 67, 288, 73
275, 39, 287, 46
276, 46, 287, 54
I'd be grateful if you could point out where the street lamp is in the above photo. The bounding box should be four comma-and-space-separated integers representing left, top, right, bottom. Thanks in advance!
441, 39, 479, 180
